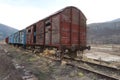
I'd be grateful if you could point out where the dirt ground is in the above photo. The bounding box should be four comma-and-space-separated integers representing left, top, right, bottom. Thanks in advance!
84, 44, 120, 68
0, 44, 22, 80
1, 42, 120, 80
89, 44, 120, 56
1, 42, 115, 80
85, 44, 120, 61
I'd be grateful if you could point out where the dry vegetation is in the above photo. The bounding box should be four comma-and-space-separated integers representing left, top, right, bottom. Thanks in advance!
1, 44, 114, 80
0, 46, 22, 80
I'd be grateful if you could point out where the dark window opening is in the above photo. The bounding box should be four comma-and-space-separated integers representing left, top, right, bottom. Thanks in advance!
45, 20, 51, 26
28, 29, 31, 33
33, 24, 36, 32
45, 22, 51, 26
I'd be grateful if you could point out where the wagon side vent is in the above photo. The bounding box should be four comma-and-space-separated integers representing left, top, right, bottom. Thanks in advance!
45, 21, 51, 27
28, 29, 31, 33
45, 22, 51, 26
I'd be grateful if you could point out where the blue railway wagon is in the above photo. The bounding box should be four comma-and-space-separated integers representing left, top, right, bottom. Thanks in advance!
19, 29, 26, 46
8, 34, 14, 44
14, 32, 19, 44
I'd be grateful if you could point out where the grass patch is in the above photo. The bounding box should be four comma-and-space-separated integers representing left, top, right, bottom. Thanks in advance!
32, 68, 49, 80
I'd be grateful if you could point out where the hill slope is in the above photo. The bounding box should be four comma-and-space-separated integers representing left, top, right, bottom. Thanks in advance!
87, 18, 120, 44
0, 23, 18, 40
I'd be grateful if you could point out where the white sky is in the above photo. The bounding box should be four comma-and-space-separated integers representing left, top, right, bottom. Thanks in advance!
0, 0, 120, 30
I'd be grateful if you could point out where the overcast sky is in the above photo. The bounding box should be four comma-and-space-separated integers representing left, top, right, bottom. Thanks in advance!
0, 0, 120, 30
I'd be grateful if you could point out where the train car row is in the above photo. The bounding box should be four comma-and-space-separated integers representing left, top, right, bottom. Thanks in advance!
6, 29, 26, 47
5, 6, 90, 58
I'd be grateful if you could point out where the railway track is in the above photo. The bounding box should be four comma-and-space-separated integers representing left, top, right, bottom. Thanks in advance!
43, 55, 120, 80
64, 56, 120, 70
64, 56, 120, 80
66, 62, 119, 80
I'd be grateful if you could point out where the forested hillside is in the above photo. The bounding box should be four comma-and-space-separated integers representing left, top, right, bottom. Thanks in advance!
87, 18, 120, 44
0, 23, 18, 40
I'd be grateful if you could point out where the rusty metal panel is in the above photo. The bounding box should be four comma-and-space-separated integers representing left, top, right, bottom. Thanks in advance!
45, 19, 51, 45
26, 27, 30, 45
71, 32, 79, 44
80, 13, 87, 46
26, 26, 34, 45
80, 28, 86, 43
31, 26, 34, 45
61, 8, 71, 45
72, 8, 79, 25
71, 8, 80, 45
61, 31, 70, 44
61, 8, 71, 23
36, 21, 44, 45
45, 26, 51, 45
52, 15, 60, 44
60, 7, 87, 47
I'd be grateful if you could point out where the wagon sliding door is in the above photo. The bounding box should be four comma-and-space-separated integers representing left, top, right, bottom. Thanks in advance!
36, 21, 44, 45
26, 27, 33, 45
52, 15, 60, 45
45, 19, 51, 45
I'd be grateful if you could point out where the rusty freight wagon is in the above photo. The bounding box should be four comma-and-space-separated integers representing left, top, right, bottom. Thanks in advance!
26, 6, 90, 57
